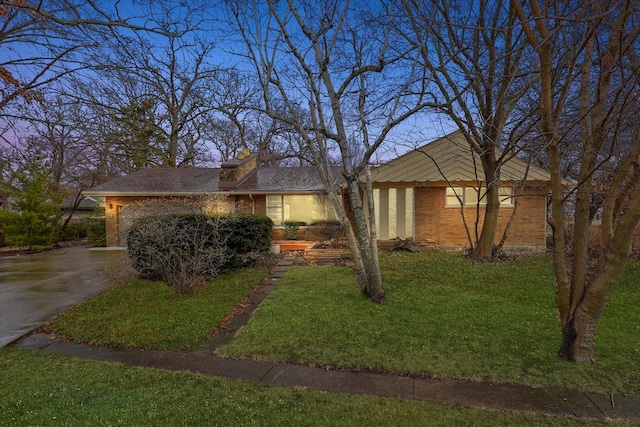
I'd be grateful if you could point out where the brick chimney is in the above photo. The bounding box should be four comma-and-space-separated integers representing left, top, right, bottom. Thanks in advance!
219, 148, 258, 189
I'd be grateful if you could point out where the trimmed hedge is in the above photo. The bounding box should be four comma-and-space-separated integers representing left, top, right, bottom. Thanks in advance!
224, 214, 273, 253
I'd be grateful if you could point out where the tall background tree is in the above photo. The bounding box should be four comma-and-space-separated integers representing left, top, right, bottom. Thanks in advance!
0, 1, 180, 241
0, 1, 169, 120
401, 0, 538, 259
225, 0, 438, 302
512, 0, 640, 362
1, 1, 256, 232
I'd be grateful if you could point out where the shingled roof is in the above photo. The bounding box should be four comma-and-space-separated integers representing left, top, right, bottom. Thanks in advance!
369, 131, 551, 184
83, 166, 331, 197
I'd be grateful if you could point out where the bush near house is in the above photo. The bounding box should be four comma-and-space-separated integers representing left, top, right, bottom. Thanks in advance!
127, 213, 272, 294
58, 222, 88, 241
87, 217, 106, 247
223, 214, 273, 254
308, 220, 346, 246
283, 220, 307, 240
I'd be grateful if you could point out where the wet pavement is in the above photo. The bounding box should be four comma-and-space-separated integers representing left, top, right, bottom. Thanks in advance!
0, 246, 128, 347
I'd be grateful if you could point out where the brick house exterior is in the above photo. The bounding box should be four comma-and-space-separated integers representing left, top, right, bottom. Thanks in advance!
101, 193, 272, 247
366, 131, 551, 251
85, 149, 335, 247
85, 133, 553, 250
412, 185, 547, 249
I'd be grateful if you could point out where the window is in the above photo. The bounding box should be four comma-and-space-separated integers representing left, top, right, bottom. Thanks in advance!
373, 188, 414, 239
445, 186, 513, 207
266, 195, 283, 224
266, 194, 336, 226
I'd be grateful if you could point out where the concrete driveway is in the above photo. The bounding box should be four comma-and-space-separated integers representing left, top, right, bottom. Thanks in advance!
0, 246, 130, 347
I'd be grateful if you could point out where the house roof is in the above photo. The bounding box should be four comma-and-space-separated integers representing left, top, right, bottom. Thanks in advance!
369, 131, 552, 184
83, 166, 330, 197
238, 167, 334, 192
62, 196, 104, 210
84, 132, 553, 198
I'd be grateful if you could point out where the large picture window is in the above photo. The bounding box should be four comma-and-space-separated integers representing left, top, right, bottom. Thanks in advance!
266, 194, 336, 226
445, 186, 513, 207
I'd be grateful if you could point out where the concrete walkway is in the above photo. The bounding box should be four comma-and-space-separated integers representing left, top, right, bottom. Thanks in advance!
11, 258, 640, 423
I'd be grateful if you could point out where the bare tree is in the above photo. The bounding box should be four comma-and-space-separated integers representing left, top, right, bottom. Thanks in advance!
64, 70, 172, 175
25, 97, 101, 232
207, 112, 313, 166
401, 0, 538, 259
88, 3, 226, 169
203, 69, 314, 166
512, 0, 640, 362
0, 0, 189, 210
0, 1, 168, 118
225, 0, 437, 302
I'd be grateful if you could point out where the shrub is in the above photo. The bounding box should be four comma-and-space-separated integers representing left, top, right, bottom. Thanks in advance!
308, 220, 345, 245
220, 214, 273, 269
224, 214, 273, 253
283, 220, 307, 240
127, 214, 231, 294
0, 210, 17, 247
87, 217, 106, 247
59, 222, 88, 241
127, 213, 273, 294
0, 210, 57, 247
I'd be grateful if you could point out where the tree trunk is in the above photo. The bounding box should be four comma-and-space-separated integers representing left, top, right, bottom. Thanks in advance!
474, 184, 499, 259
344, 175, 385, 303
558, 308, 599, 363
322, 172, 385, 304
474, 146, 500, 260
326, 189, 369, 293
559, 210, 639, 362
494, 185, 522, 256
510, 0, 640, 364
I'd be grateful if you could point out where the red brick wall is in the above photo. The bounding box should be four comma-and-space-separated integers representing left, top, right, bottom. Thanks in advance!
414, 186, 547, 249
104, 196, 151, 247
104, 187, 548, 249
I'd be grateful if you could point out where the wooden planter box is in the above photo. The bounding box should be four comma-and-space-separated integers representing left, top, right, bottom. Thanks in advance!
278, 243, 313, 251
304, 248, 351, 261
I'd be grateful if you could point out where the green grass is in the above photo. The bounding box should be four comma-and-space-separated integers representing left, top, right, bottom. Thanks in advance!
219, 252, 640, 395
47, 267, 269, 349
0, 348, 616, 426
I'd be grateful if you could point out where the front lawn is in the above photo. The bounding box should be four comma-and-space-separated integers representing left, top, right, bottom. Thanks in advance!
46, 267, 269, 349
0, 348, 611, 426
219, 252, 640, 395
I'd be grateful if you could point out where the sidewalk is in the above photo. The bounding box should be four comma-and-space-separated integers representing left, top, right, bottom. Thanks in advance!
12, 258, 640, 423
